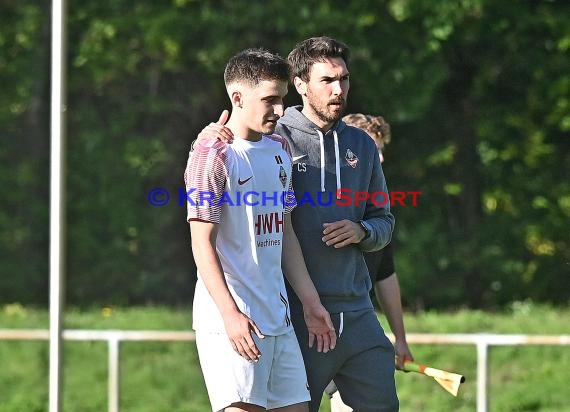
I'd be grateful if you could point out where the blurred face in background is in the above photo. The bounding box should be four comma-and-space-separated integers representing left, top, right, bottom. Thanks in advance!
342, 113, 391, 163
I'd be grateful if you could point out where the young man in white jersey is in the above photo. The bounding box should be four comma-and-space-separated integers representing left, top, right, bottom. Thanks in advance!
184, 49, 336, 412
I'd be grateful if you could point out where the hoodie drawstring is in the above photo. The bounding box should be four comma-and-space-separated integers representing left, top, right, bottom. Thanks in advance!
317, 129, 342, 198
333, 130, 341, 199
318, 130, 326, 192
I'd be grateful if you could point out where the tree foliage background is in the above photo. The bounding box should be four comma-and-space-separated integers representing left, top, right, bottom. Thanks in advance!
1, 0, 568, 309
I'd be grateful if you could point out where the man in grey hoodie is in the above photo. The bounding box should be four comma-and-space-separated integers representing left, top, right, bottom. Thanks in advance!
196, 36, 398, 412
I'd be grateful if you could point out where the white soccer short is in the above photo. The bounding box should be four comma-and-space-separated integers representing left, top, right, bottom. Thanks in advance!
196, 329, 310, 411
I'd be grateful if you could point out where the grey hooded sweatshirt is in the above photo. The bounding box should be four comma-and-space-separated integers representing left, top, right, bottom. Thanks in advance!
277, 106, 395, 315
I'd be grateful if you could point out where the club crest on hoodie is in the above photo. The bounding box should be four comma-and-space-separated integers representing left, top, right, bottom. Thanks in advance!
345, 149, 358, 168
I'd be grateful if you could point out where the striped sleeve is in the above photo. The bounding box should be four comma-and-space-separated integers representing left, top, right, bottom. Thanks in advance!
183, 141, 229, 223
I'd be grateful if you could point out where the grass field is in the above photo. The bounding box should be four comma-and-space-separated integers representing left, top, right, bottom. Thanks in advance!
1, 302, 569, 411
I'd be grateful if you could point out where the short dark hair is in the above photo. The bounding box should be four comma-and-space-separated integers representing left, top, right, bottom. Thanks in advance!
287, 36, 350, 82
224, 48, 289, 87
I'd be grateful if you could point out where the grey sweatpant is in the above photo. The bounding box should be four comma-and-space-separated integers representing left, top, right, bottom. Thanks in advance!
292, 308, 399, 412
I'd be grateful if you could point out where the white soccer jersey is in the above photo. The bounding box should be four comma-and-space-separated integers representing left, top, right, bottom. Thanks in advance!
184, 135, 296, 336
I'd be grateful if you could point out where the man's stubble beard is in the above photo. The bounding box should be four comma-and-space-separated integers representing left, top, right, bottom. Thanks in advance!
306, 90, 346, 125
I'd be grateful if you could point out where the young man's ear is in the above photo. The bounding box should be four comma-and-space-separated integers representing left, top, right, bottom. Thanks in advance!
293, 76, 307, 96
230, 90, 243, 108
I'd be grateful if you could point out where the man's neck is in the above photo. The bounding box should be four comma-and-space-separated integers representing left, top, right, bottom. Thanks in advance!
226, 119, 262, 142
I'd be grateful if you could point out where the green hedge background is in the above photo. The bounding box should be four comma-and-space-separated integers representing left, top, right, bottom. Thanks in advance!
1, 0, 568, 308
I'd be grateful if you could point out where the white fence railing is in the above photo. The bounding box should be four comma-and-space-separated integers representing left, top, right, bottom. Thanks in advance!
1, 330, 568, 412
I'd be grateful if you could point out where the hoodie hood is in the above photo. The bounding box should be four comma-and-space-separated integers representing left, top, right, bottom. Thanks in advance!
279, 106, 347, 197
